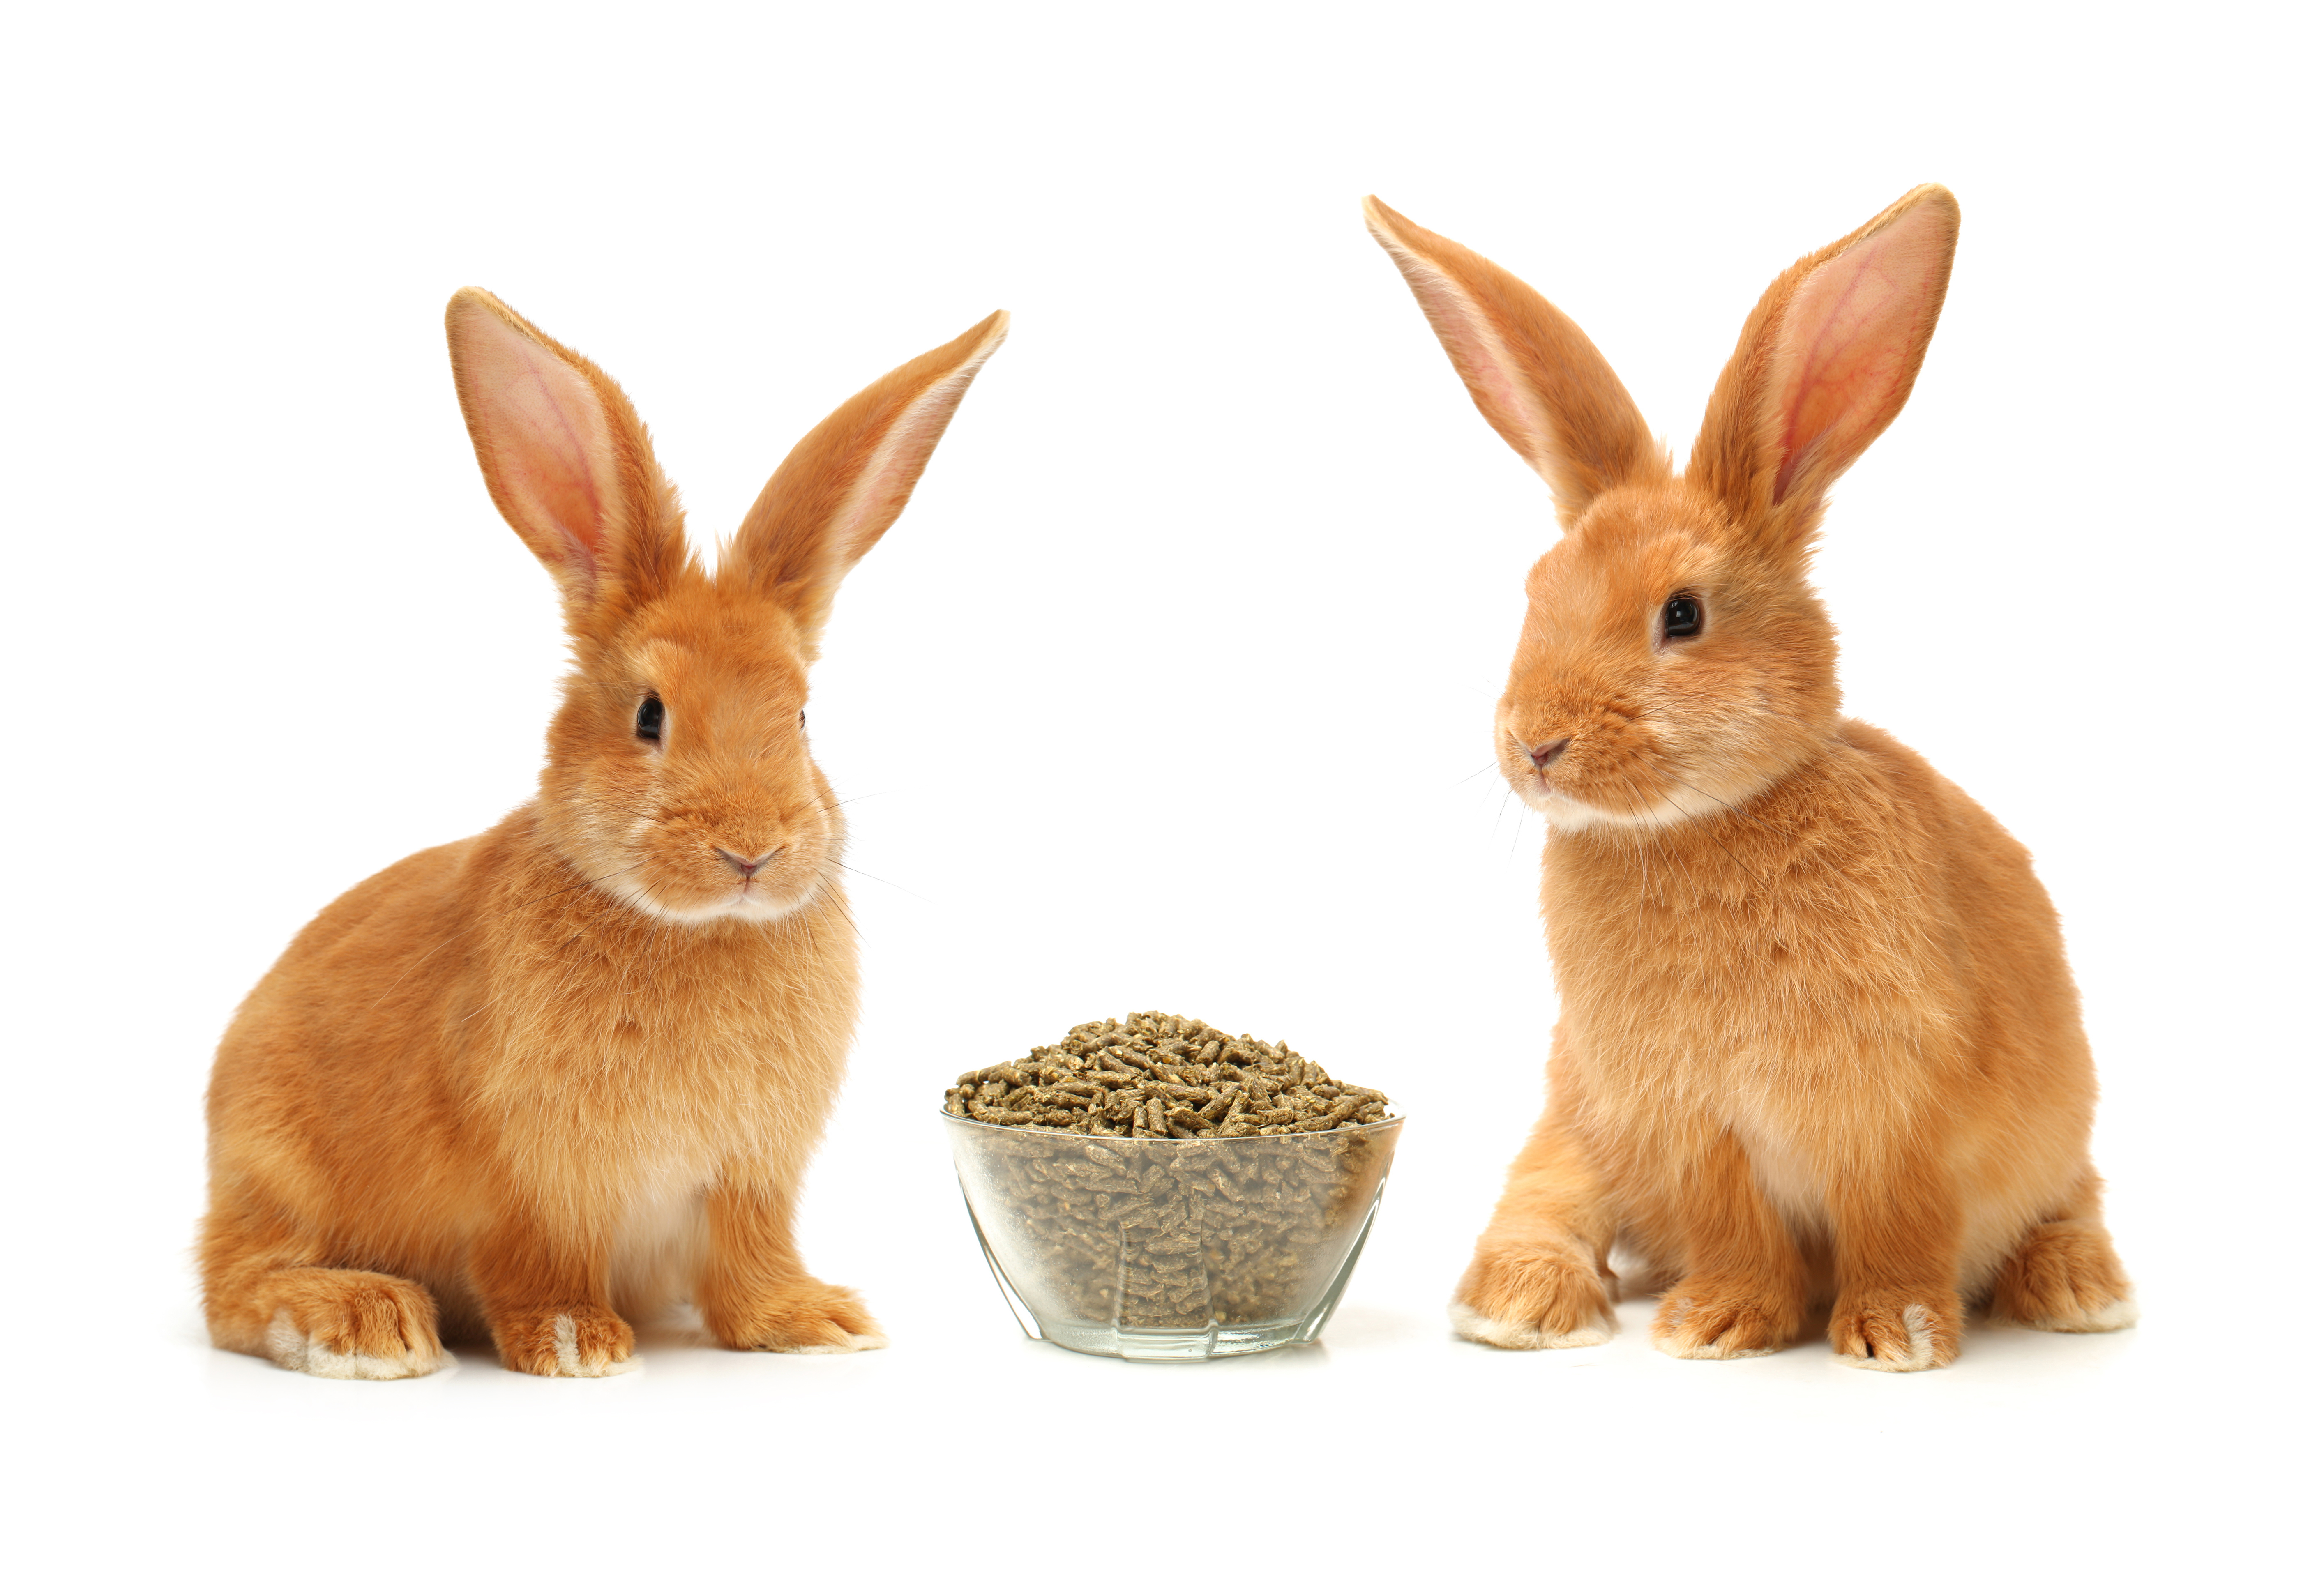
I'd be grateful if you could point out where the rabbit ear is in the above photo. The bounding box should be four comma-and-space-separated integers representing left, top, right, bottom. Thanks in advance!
726, 311, 1009, 643
1363, 196, 1663, 529
1688, 185, 1960, 551
444, 288, 687, 626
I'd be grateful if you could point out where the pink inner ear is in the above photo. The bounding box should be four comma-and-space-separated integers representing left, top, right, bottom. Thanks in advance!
457, 309, 613, 583
824, 367, 975, 569
1397, 258, 1559, 481
1771, 204, 1954, 502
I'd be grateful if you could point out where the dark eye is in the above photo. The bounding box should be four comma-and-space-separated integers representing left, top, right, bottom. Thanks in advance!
1661, 595, 1704, 642
798, 709, 807, 730
635, 695, 664, 741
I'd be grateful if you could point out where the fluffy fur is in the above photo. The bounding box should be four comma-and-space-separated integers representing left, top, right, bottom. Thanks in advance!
201, 291, 1007, 1377
1366, 187, 2132, 1370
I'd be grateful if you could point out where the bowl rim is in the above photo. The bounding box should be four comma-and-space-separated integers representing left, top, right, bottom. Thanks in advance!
936, 1100, 1404, 1142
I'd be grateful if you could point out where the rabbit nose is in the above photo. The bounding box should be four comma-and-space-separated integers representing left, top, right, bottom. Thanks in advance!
1528, 738, 1571, 769
716, 847, 779, 877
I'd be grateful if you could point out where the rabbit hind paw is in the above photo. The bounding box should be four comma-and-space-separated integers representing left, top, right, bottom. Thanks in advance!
1988, 1220, 2137, 1333
709, 1280, 888, 1354
256, 1269, 445, 1380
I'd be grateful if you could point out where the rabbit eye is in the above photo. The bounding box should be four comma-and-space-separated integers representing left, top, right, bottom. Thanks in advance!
635, 695, 664, 741
798, 709, 807, 729
1661, 595, 1704, 642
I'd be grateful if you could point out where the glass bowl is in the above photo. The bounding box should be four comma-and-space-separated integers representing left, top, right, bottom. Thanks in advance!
943, 1110, 1403, 1361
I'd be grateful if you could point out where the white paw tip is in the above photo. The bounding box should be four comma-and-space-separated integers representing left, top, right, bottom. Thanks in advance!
263, 1309, 445, 1381
1838, 1352, 1911, 1373
2009, 1290, 2140, 1334
553, 1313, 582, 1376
1837, 1301, 1942, 1372
1449, 1301, 1612, 1351
764, 1329, 890, 1355
549, 1313, 637, 1377
1655, 1336, 1782, 1361
1650, 1295, 1787, 1360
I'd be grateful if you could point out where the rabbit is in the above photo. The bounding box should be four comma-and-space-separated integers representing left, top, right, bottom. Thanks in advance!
1364, 186, 2133, 1370
200, 289, 1008, 1378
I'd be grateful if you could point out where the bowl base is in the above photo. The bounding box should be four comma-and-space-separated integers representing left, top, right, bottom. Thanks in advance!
1037, 1317, 1317, 1361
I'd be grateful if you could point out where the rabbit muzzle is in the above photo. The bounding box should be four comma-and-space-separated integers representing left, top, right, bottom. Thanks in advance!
547, 748, 839, 925
1498, 687, 1680, 832
621, 801, 833, 922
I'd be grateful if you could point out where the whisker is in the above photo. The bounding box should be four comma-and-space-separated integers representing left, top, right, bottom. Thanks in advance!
832, 860, 933, 905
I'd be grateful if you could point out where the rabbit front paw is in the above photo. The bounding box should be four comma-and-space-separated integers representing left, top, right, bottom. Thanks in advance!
1650, 1276, 1804, 1359
492, 1303, 638, 1377
706, 1280, 888, 1354
1829, 1293, 1960, 1372
1450, 1243, 1618, 1349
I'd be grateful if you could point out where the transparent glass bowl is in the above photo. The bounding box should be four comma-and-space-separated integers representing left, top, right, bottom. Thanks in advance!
944, 1110, 1403, 1361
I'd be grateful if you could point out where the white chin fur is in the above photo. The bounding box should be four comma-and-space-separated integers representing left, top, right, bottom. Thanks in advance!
603, 877, 817, 926
1449, 1301, 1613, 1351
1519, 777, 1737, 834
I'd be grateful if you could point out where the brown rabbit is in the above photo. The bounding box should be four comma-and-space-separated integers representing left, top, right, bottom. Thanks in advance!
201, 291, 1008, 1377
1366, 186, 2132, 1369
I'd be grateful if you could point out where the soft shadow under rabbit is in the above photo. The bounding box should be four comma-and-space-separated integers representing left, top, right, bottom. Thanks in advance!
1367, 186, 2133, 1370
201, 291, 1006, 1377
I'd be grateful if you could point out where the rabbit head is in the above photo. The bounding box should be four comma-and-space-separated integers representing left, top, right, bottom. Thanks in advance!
445, 290, 1006, 923
1365, 188, 1957, 833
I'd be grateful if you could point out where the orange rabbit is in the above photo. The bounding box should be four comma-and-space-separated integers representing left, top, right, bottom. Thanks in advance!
1366, 186, 2132, 1369
201, 291, 1007, 1377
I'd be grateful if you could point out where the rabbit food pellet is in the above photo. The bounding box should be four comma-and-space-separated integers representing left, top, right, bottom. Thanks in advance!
945, 1013, 1398, 1330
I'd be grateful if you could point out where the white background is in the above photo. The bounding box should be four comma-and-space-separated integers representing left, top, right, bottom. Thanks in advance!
5, 2, 2316, 1585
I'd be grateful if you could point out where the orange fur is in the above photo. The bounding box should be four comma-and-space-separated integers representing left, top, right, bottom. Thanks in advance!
201, 291, 1007, 1377
1368, 189, 2132, 1370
